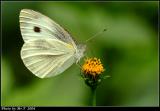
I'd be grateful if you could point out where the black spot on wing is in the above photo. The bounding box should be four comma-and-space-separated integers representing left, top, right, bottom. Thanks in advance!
34, 26, 41, 32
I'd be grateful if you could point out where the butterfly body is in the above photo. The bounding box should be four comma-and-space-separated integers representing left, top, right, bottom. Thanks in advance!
20, 9, 85, 78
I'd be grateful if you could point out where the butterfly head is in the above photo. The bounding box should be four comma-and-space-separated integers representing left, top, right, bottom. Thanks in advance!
75, 44, 86, 63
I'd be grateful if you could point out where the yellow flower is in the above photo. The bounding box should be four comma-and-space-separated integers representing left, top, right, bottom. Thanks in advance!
82, 57, 104, 77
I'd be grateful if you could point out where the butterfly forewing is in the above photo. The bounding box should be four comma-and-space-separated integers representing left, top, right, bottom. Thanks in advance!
20, 9, 76, 46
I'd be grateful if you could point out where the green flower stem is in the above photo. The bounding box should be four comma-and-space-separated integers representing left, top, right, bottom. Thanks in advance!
91, 88, 96, 106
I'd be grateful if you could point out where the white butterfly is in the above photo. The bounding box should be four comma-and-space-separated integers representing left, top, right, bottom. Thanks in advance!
19, 9, 86, 78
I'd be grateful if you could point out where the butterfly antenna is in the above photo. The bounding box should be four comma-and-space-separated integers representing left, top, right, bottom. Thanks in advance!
85, 28, 107, 43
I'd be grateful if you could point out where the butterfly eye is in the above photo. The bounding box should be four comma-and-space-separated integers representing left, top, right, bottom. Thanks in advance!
34, 26, 41, 33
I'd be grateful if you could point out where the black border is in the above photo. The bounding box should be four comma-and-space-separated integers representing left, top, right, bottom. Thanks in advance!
1, 0, 160, 1
1, 106, 160, 111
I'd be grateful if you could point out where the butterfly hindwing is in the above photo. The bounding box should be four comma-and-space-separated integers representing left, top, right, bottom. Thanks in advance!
21, 39, 75, 78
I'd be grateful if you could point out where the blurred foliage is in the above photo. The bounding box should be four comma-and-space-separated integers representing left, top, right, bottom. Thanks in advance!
1, 2, 159, 106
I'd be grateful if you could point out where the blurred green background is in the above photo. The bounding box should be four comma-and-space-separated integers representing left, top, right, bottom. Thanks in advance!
1, 2, 159, 106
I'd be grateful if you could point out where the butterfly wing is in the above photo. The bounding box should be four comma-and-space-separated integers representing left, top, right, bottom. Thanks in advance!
21, 39, 76, 78
19, 9, 76, 47
19, 9, 85, 78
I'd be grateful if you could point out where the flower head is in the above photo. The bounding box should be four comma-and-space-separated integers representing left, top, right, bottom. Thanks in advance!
81, 57, 105, 89
82, 57, 104, 77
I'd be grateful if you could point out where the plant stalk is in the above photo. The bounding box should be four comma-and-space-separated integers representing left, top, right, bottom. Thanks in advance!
91, 88, 96, 106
